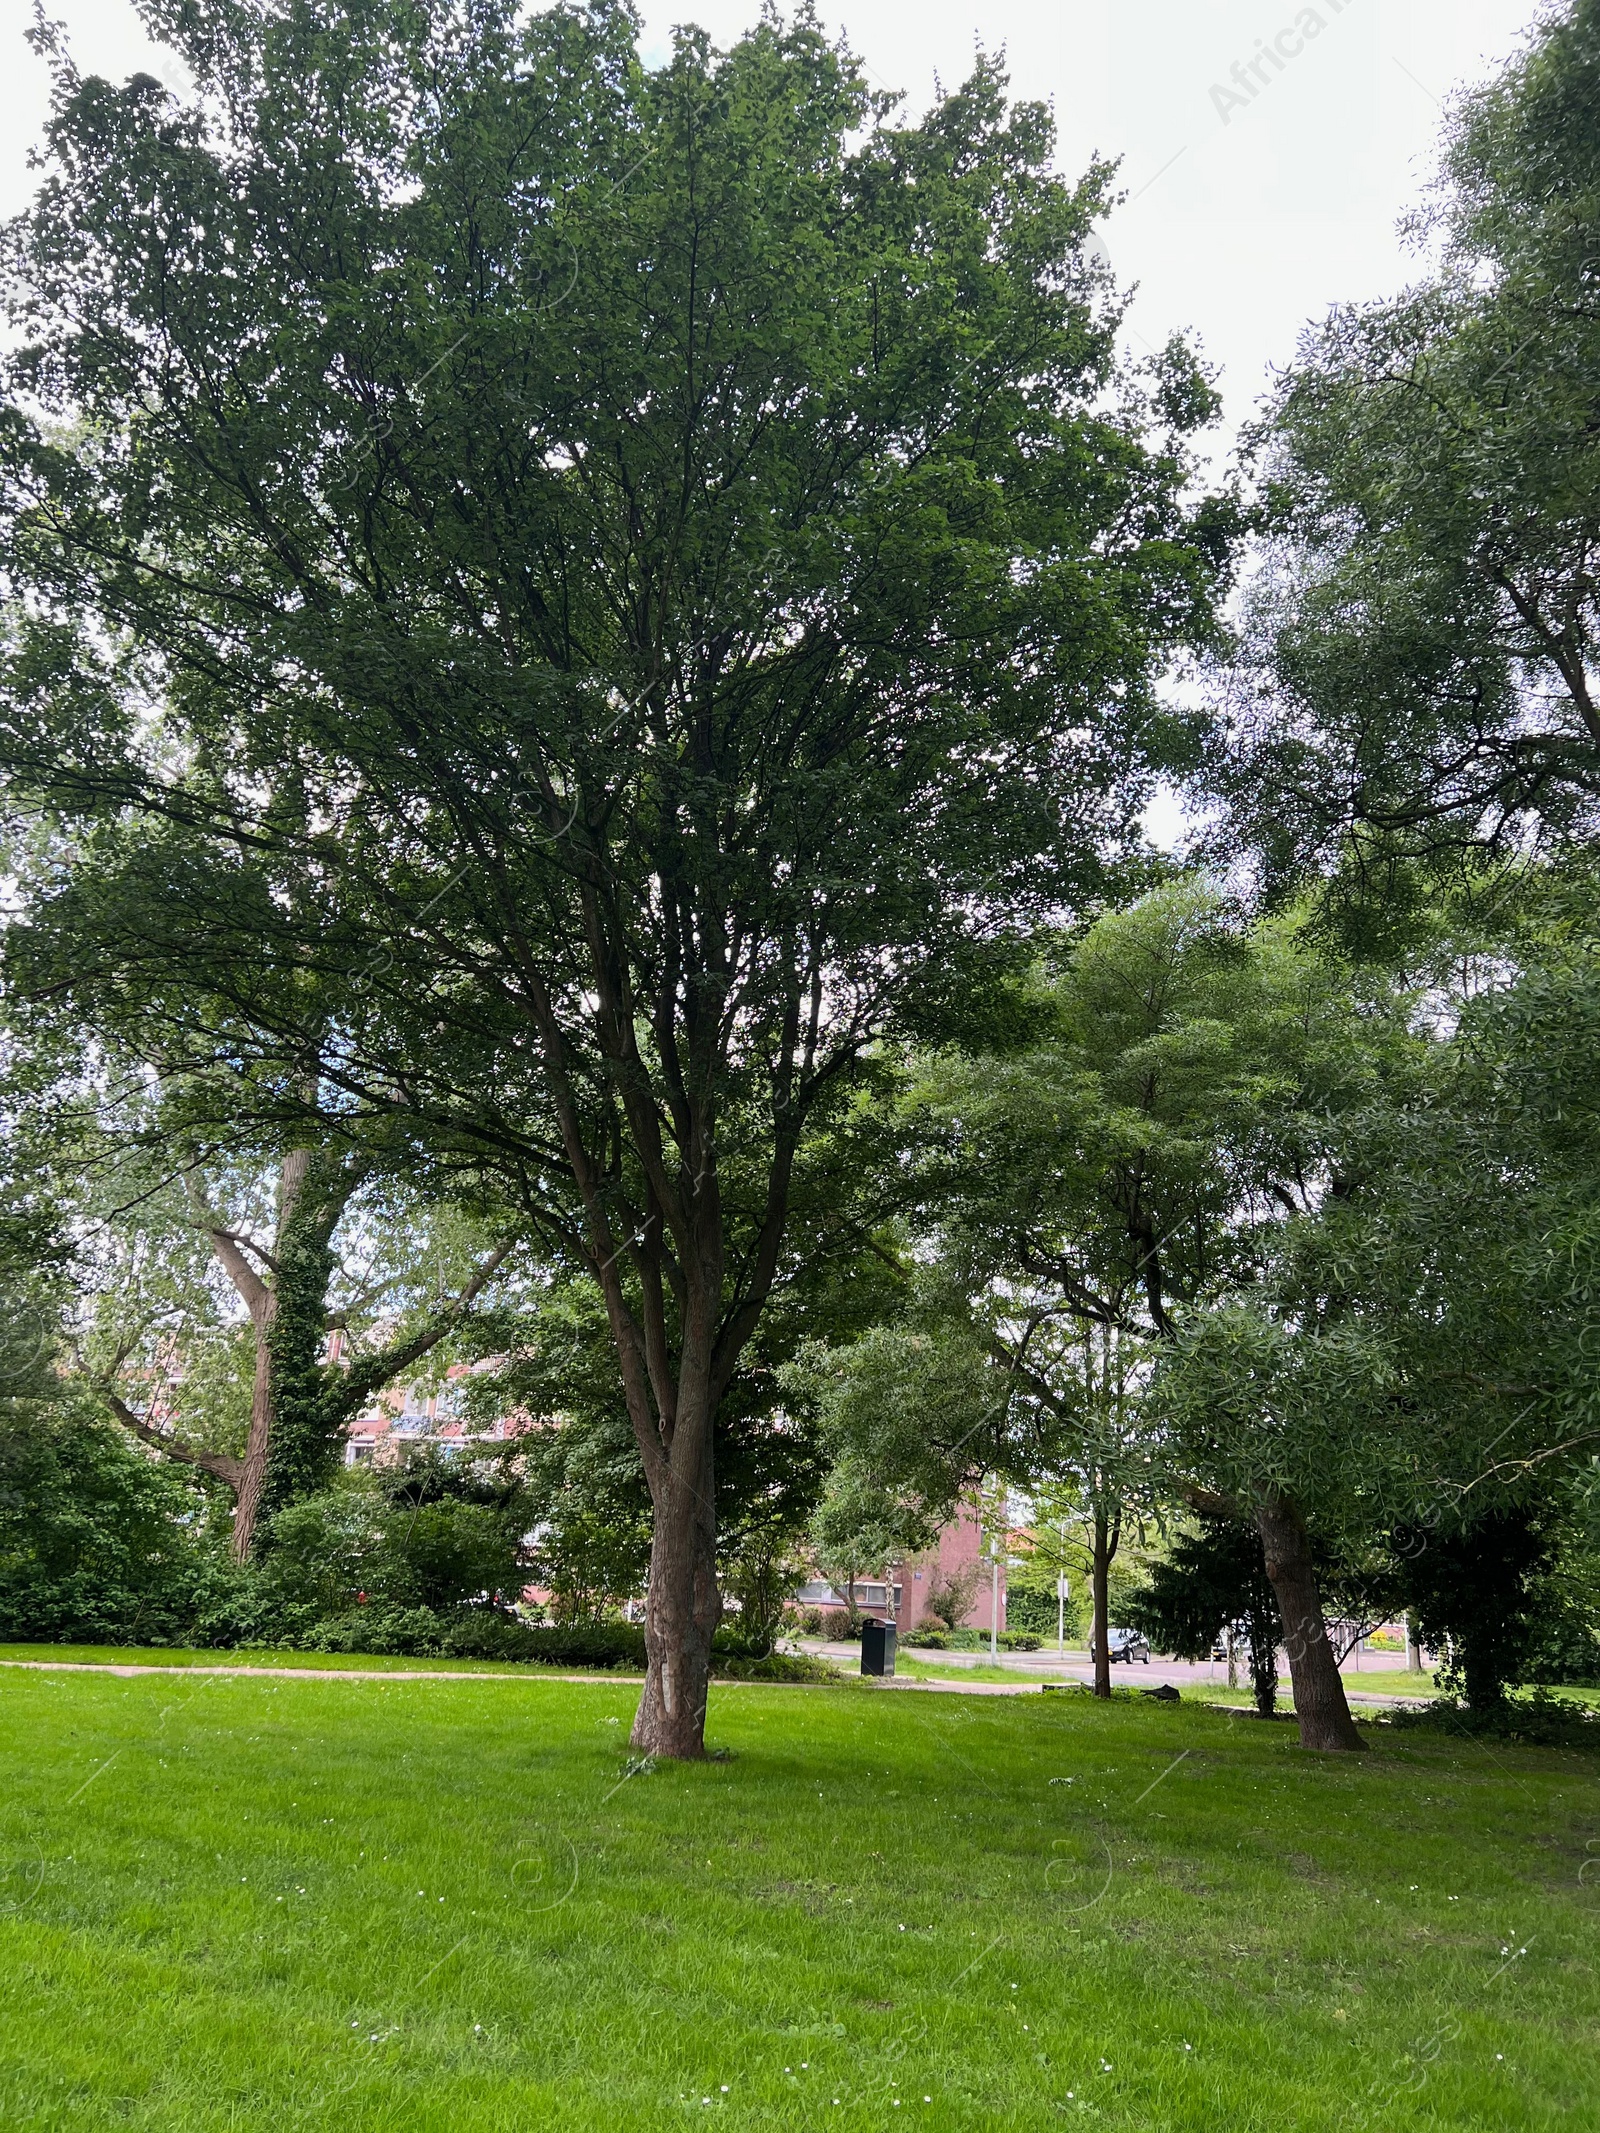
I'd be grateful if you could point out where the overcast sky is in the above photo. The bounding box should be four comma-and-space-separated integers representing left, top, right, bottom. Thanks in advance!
0, 1, 1545, 849
1, 0, 1543, 459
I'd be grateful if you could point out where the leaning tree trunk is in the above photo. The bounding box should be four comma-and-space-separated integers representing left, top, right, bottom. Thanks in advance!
1091, 1507, 1113, 1700
1255, 1493, 1366, 1752
229, 1318, 278, 1562
630, 1419, 722, 1761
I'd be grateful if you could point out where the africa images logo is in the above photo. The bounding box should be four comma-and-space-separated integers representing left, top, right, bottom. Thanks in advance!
1210, 0, 1359, 125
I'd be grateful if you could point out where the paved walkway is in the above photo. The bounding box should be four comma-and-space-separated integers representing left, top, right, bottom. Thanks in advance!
793, 1639, 1433, 1709
1, 1653, 1433, 1709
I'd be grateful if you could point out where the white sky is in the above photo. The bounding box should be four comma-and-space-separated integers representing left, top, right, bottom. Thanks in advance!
0, 0, 1542, 850
1, 0, 1540, 455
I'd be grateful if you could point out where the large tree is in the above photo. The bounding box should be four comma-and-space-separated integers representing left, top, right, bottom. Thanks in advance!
1207, 0, 1600, 893
1151, 908, 1600, 1718
0, 1, 1229, 1753
890, 882, 1426, 1748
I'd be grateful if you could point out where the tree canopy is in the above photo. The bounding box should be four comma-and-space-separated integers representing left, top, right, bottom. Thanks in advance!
0, 0, 1232, 1752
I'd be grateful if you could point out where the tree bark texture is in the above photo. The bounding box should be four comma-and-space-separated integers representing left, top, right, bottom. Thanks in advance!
1255, 1493, 1366, 1752
219, 1147, 307, 1562
629, 1425, 721, 1760
229, 1321, 278, 1562
1091, 1507, 1113, 1700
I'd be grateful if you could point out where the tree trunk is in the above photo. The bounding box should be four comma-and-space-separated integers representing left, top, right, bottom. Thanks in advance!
1091, 1507, 1113, 1700
1406, 1613, 1424, 1673
1461, 1634, 1507, 1714
1247, 1606, 1278, 1718
1255, 1493, 1366, 1752
630, 1434, 721, 1761
230, 1322, 277, 1562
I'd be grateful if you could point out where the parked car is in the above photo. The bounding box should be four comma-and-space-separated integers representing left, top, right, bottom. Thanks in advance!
1089, 1627, 1151, 1664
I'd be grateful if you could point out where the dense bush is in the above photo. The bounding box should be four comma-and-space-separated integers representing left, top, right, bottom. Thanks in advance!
903, 1625, 1041, 1652
0, 1401, 217, 1645
1385, 1688, 1600, 1750
1003, 1581, 1082, 1642
298, 1605, 647, 1668
267, 1450, 534, 1613
716, 1650, 840, 1683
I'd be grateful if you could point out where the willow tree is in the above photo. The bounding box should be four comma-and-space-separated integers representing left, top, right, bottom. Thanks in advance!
1209, 0, 1600, 891
898, 883, 1426, 1749
0, 1, 1230, 1754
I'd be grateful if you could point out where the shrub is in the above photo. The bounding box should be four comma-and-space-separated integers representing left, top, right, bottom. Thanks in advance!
0, 1404, 215, 1645
922, 1564, 979, 1631
720, 1543, 807, 1659
305, 1603, 451, 1656
716, 1651, 840, 1683
904, 1627, 1039, 1652
516, 1620, 648, 1670
270, 1453, 534, 1615
1385, 1688, 1600, 1750
299, 1605, 648, 1669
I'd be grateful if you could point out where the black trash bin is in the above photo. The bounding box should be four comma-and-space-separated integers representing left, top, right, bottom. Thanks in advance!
860, 1618, 896, 1678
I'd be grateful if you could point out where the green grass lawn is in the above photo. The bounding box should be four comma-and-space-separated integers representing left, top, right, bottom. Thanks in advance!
0, 1641, 643, 1677
889, 1654, 1077, 1687
1335, 1669, 1438, 1697
2, 1654, 1598, 2130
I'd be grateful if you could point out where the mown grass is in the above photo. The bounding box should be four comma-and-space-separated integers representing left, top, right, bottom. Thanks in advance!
888, 1655, 1079, 1687
0, 1642, 599, 1676
2, 1654, 1597, 2130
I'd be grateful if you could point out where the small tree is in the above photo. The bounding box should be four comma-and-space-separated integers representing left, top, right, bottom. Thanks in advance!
1124, 1521, 1282, 1718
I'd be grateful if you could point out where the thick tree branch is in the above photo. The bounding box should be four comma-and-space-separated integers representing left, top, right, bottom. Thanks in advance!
100, 1386, 246, 1491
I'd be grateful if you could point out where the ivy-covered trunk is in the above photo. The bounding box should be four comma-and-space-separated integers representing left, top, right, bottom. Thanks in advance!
259, 1167, 342, 1521
222, 1146, 346, 1561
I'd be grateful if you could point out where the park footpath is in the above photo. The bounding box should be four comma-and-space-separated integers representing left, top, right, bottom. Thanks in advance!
793, 1638, 1435, 1709
0, 1646, 1434, 1708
